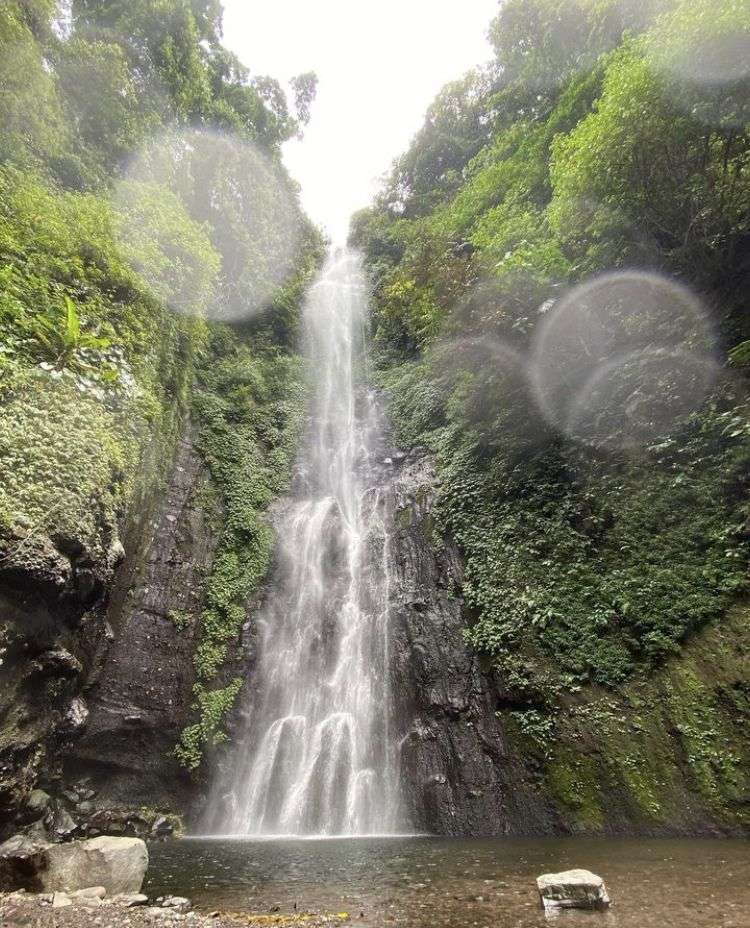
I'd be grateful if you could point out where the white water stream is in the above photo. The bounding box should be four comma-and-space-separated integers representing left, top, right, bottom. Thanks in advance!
206, 249, 404, 836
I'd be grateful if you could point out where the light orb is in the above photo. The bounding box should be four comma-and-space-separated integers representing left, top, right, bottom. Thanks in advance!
531, 270, 718, 451
113, 127, 302, 322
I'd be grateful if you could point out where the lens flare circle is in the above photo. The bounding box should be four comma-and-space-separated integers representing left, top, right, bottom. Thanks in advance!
565, 346, 721, 452
431, 333, 527, 384
657, 30, 750, 87
113, 127, 301, 321
648, 24, 750, 127
531, 270, 717, 450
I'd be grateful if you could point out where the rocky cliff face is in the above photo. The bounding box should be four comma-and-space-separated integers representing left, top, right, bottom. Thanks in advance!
2, 420, 746, 840
385, 452, 559, 835
384, 450, 749, 837
0, 510, 120, 837
68, 428, 219, 814
0, 425, 218, 840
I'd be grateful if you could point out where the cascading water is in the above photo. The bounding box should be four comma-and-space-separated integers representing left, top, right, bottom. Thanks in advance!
205, 249, 405, 836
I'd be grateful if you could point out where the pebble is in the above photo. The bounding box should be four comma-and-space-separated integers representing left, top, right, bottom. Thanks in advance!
72, 887, 108, 899
160, 895, 192, 912
115, 893, 150, 907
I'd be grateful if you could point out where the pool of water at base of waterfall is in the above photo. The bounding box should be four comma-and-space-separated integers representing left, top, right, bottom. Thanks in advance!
144, 835, 749, 928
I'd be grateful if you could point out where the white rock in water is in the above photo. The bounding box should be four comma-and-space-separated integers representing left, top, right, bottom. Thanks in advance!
42, 836, 148, 895
537, 869, 611, 911
52, 892, 72, 908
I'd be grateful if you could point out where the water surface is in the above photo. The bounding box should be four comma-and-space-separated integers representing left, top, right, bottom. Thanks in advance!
146, 835, 749, 927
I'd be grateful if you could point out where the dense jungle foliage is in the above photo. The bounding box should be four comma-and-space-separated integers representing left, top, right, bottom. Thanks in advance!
0, 0, 321, 768
353, 0, 750, 696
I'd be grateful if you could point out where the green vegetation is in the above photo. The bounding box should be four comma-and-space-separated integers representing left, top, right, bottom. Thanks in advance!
0, 164, 205, 560
354, 0, 750, 823
168, 609, 194, 630
175, 310, 318, 770
0, 0, 322, 771
2, 0, 748, 825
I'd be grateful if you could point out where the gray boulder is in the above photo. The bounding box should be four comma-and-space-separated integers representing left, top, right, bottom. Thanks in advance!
0, 835, 148, 895
537, 869, 611, 911
42, 836, 148, 895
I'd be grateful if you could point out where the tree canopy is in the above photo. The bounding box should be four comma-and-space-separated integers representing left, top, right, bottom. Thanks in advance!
354, 0, 750, 692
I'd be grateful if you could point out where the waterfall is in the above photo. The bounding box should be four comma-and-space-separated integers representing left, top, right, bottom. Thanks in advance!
205, 248, 405, 836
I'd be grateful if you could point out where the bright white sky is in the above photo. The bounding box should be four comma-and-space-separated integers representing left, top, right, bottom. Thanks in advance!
221, 0, 499, 242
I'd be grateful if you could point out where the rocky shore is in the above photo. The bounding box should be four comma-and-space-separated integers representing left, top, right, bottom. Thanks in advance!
0, 892, 351, 927
0, 833, 351, 928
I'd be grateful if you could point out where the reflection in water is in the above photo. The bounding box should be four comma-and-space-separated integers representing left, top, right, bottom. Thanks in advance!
146, 836, 750, 928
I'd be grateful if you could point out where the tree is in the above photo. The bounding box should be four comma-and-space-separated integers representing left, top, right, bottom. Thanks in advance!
290, 71, 318, 134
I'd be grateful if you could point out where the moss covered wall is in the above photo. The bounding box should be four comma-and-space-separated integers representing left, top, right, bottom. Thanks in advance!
504, 604, 750, 834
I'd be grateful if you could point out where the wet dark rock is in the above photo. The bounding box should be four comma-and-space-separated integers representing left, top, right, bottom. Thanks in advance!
388, 453, 559, 835
150, 816, 173, 839
0, 421, 217, 837
0, 834, 50, 891
46, 807, 77, 841
73, 567, 100, 603
66, 429, 219, 814
25, 791, 51, 819
0, 533, 72, 600
29, 650, 82, 679
71, 802, 180, 843
82, 811, 128, 836
51, 535, 85, 560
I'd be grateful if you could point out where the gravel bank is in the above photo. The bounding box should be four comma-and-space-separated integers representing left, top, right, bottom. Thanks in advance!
0, 893, 351, 928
